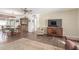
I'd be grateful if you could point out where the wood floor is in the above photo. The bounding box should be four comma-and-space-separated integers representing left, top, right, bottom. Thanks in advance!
0, 33, 65, 50
0, 38, 64, 50
0, 32, 65, 49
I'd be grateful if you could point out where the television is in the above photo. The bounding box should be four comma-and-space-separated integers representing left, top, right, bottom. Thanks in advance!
48, 19, 62, 27
48, 20, 57, 27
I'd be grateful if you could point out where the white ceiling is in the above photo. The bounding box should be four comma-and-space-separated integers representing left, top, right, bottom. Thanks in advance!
0, 8, 76, 16
28, 8, 76, 14
0, 8, 23, 16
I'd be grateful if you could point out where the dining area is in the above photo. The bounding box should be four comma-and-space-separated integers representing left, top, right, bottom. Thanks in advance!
0, 18, 20, 42
0, 25, 8, 42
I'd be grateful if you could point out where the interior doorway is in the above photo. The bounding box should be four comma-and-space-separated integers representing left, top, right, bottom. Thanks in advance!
28, 14, 39, 32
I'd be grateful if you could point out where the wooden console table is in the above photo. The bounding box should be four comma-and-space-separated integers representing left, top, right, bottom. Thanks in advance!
47, 27, 63, 37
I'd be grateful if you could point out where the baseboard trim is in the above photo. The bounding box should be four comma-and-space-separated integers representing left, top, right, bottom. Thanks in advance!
65, 35, 79, 41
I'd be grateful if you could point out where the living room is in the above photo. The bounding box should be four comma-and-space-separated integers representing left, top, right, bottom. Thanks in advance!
38, 8, 79, 38
0, 8, 79, 50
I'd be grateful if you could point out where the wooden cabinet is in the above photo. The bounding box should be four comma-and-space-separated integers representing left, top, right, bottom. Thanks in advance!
47, 27, 63, 36
20, 17, 28, 32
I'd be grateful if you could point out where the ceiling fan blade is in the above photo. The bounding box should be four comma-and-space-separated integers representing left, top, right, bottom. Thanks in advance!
20, 8, 32, 14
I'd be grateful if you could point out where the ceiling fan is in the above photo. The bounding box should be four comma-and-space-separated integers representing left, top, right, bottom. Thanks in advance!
22, 8, 32, 14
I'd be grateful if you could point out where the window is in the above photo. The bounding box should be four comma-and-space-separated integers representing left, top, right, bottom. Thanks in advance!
0, 20, 7, 26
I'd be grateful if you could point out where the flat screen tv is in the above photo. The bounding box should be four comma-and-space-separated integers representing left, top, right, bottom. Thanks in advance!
48, 20, 57, 27
48, 19, 62, 27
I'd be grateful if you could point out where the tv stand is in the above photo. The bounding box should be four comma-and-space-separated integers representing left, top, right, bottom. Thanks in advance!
47, 27, 63, 37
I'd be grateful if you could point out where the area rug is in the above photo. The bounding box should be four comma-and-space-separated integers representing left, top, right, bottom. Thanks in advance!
0, 38, 63, 50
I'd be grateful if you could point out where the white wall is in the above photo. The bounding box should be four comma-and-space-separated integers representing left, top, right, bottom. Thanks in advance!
77, 9, 79, 35
39, 9, 79, 38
